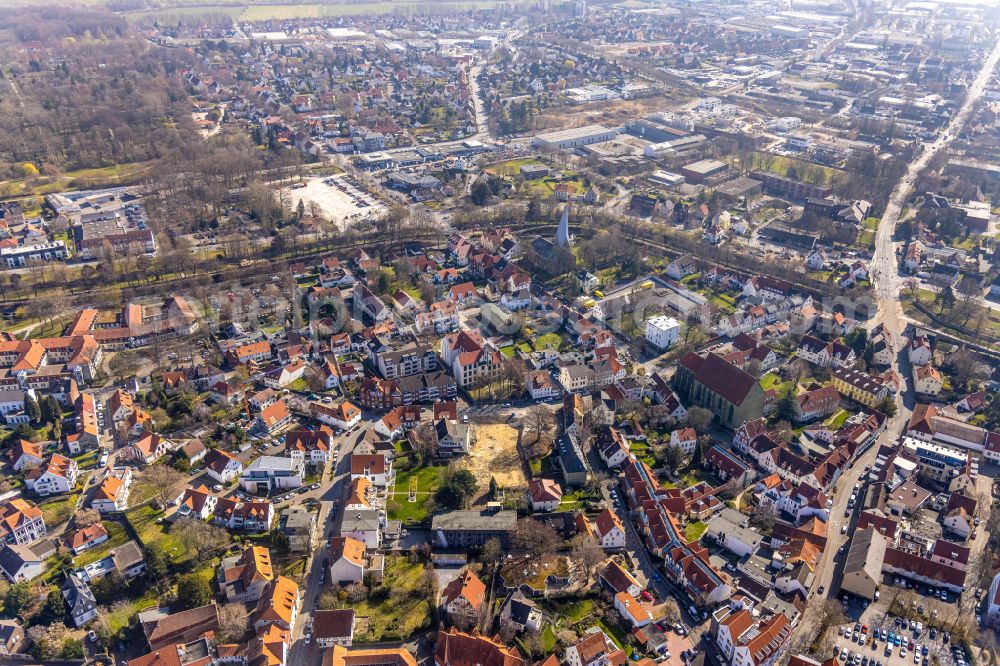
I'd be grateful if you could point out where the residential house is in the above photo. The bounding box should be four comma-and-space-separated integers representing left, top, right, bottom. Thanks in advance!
279, 507, 316, 553
559, 365, 595, 394
312, 401, 362, 431
564, 631, 624, 666
913, 366, 944, 396
614, 591, 652, 628
528, 479, 563, 512
0, 499, 46, 546
121, 431, 169, 466
556, 432, 590, 488
448, 282, 478, 306
67, 523, 109, 555
213, 499, 274, 533
350, 454, 392, 487
254, 575, 299, 633
440, 569, 486, 627
593, 509, 626, 550
91, 467, 133, 513
257, 400, 292, 433
205, 448, 243, 484
0, 542, 48, 582
667, 254, 699, 279
434, 418, 470, 458
434, 628, 524, 666
599, 561, 643, 599
831, 367, 888, 408
61, 574, 97, 627
499, 592, 543, 633
794, 386, 840, 422
179, 439, 206, 466
140, 604, 219, 651
329, 536, 367, 586
312, 609, 356, 648
26, 454, 79, 496
670, 427, 698, 455
526, 371, 560, 400
8, 440, 43, 472
176, 485, 218, 521
0, 619, 24, 655
218, 545, 274, 603
285, 427, 335, 465
908, 335, 933, 366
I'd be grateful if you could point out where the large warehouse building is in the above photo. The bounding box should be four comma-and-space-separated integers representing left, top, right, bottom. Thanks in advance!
532, 124, 619, 150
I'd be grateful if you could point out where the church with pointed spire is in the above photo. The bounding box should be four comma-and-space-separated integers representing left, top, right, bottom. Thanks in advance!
556, 204, 573, 247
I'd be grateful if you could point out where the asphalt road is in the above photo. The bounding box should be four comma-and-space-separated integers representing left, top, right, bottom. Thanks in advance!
796, 33, 1000, 642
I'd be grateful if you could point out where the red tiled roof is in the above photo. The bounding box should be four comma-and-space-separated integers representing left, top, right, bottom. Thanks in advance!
679, 352, 759, 406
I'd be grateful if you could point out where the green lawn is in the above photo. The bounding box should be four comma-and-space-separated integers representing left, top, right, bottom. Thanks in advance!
72, 520, 129, 568
499, 345, 516, 358
331, 556, 433, 641
824, 409, 850, 429
39, 495, 78, 529
533, 332, 562, 350
541, 624, 558, 652
677, 467, 719, 488
685, 520, 708, 542
630, 442, 656, 468
285, 377, 308, 392
597, 619, 628, 650
387, 465, 447, 523
108, 587, 160, 634
126, 505, 189, 563
559, 489, 589, 511
710, 296, 737, 314
529, 454, 555, 476
553, 597, 596, 624
759, 372, 783, 391
488, 157, 543, 177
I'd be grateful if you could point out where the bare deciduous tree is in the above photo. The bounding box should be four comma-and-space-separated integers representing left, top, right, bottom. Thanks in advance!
217, 602, 249, 642
138, 465, 185, 510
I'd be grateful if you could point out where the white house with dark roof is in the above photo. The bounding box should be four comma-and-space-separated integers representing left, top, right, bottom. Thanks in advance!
205, 448, 244, 484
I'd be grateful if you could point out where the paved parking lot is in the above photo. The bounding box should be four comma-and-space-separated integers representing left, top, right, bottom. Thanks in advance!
833, 613, 971, 666
286, 176, 387, 229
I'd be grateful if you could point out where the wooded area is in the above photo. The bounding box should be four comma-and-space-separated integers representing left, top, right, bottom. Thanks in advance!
0, 7, 198, 175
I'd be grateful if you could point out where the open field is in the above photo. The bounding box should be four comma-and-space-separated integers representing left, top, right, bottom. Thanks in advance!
463, 423, 526, 497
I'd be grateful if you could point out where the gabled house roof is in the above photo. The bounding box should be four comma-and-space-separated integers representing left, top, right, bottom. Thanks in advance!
441, 569, 486, 612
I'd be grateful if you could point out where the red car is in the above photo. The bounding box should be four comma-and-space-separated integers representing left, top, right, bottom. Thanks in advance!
640, 590, 654, 601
